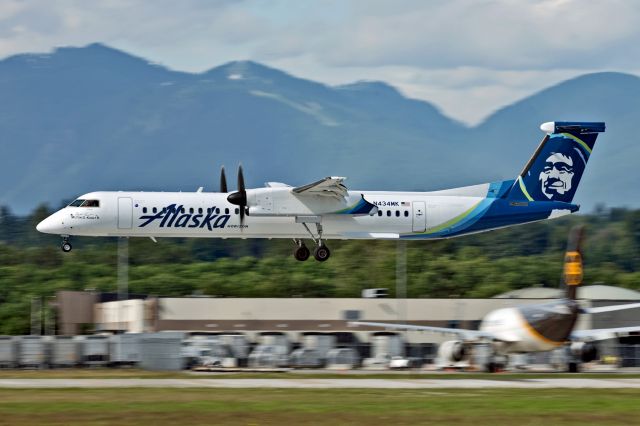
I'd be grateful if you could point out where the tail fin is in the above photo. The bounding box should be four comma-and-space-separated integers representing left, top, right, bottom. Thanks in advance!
563, 225, 585, 300
507, 122, 605, 203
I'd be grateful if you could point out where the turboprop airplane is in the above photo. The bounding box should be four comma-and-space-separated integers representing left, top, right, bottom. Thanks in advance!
37, 121, 604, 261
353, 227, 640, 372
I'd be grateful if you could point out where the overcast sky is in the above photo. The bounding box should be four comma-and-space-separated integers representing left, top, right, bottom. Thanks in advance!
1, 0, 639, 124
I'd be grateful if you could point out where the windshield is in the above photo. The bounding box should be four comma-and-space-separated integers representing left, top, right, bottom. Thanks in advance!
68, 199, 100, 208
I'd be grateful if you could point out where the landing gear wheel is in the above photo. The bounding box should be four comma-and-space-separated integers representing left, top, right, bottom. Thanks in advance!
568, 362, 579, 373
61, 241, 72, 253
485, 362, 498, 373
314, 245, 330, 262
294, 244, 310, 261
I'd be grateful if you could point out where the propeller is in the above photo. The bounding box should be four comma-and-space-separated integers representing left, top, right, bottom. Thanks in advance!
227, 164, 247, 225
220, 166, 228, 193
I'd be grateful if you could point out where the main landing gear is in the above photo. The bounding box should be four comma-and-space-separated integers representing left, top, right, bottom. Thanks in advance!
61, 236, 72, 253
293, 240, 331, 262
293, 221, 331, 262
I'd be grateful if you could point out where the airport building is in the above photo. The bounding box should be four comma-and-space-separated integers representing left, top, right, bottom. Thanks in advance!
54, 285, 640, 346
0, 286, 632, 370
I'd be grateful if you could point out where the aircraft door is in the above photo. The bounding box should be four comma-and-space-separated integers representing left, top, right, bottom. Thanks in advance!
117, 197, 133, 229
412, 201, 426, 232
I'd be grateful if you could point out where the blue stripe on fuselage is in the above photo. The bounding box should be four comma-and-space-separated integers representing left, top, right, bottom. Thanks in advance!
401, 179, 578, 240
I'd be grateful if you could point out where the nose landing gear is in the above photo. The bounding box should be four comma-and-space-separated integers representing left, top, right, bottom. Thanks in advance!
61, 237, 72, 253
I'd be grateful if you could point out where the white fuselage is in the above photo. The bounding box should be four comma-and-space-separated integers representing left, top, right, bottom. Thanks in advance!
37, 188, 494, 240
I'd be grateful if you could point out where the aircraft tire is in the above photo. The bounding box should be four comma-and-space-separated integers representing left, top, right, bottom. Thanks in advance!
314, 245, 330, 262
61, 242, 72, 253
294, 245, 310, 261
567, 362, 580, 373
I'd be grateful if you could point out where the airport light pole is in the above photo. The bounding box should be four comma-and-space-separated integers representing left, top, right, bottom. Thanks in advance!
117, 237, 129, 332
396, 240, 407, 324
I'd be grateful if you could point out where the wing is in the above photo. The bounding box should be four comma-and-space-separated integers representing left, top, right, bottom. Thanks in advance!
350, 321, 494, 341
292, 176, 348, 199
571, 325, 640, 341
581, 302, 640, 314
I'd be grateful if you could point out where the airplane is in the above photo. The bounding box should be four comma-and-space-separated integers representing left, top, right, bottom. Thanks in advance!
37, 121, 604, 261
352, 226, 640, 372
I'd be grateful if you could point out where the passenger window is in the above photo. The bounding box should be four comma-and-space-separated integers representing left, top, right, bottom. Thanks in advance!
189, 208, 194, 214
216, 208, 220, 214
377, 210, 382, 217
152, 207, 157, 214
180, 207, 185, 214
198, 208, 203, 214
225, 208, 229, 214
404, 211, 409, 217
395, 211, 400, 217
235, 208, 239, 215
386, 210, 391, 217
162, 208, 166, 213
143, 207, 148, 214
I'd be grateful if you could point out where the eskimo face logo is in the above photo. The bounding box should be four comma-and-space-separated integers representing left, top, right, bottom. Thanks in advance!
539, 152, 575, 200
138, 204, 230, 230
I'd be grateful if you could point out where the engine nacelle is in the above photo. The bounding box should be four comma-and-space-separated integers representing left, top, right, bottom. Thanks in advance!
571, 342, 598, 363
438, 340, 470, 363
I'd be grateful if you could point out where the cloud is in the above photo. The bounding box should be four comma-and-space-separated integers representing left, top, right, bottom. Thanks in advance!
255, 0, 640, 71
1, 0, 639, 124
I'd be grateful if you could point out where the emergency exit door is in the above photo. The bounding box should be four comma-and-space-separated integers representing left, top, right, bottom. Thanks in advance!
412, 201, 426, 232
117, 197, 133, 229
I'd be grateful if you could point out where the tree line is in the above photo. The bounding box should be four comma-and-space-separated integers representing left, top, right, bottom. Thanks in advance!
0, 203, 639, 334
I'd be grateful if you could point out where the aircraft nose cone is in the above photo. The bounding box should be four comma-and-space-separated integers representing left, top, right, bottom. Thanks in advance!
36, 215, 59, 234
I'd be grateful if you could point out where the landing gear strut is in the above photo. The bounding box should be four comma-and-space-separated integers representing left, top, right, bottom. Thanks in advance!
61, 236, 72, 253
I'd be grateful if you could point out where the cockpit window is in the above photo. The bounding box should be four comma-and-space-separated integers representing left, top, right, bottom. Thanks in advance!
68, 199, 99, 207
81, 200, 100, 207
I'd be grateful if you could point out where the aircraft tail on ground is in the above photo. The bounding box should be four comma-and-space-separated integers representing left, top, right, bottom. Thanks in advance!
506, 122, 605, 204
563, 225, 585, 300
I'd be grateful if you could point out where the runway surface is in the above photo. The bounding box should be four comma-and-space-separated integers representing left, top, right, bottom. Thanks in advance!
1, 378, 640, 388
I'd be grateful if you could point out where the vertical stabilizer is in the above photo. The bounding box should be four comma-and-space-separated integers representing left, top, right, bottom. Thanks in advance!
507, 122, 605, 203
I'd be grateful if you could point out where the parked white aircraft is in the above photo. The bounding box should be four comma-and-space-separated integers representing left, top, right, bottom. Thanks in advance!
354, 227, 640, 372
37, 121, 605, 261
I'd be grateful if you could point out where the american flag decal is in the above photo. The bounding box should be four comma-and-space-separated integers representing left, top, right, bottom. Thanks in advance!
401, 201, 410, 206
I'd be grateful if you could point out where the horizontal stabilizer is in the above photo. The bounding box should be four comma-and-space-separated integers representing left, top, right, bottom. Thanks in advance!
540, 121, 606, 134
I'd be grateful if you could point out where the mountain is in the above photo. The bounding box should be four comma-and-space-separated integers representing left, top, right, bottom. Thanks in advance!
0, 44, 637, 213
